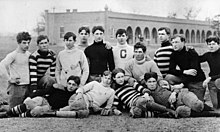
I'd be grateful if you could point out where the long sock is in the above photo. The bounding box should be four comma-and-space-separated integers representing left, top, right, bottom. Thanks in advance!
191, 110, 220, 117
56, 111, 76, 118
146, 102, 172, 113
7, 104, 27, 117
20, 110, 33, 117
42, 111, 57, 117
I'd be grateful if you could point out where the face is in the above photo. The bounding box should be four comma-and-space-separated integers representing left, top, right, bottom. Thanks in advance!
116, 33, 127, 45
171, 37, 184, 51
66, 80, 78, 92
207, 40, 220, 52
38, 39, 49, 52
159, 80, 170, 89
134, 48, 145, 61
113, 72, 125, 85
145, 77, 157, 90
93, 30, 104, 42
101, 75, 112, 86
65, 36, 76, 49
19, 40, 30, 52
158, 29, 169, 43
79, 30, 89, 44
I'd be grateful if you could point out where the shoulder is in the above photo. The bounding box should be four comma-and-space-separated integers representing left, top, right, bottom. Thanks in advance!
30, 50, 39, 58
48, 49, 56, 56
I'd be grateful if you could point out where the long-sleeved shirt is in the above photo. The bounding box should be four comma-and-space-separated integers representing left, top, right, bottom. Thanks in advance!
84, 41, 115, 74
169, 46, 206, 83
112, 43, 134, 69
0, 49, 30, 85
29, 49, 56, 86
30, 86, 75, 110
112, 82, 146, 109
76, 81, 115, 109
56, 48, 89, 86
200, 48, 220, 80
154, 41, 173, 76
124, 59, 162, 82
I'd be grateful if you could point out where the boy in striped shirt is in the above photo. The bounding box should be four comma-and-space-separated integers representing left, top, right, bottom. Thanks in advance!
29, 35, 56, 94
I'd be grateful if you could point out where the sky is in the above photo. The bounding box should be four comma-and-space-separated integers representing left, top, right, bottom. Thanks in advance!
0, 0, 220, 35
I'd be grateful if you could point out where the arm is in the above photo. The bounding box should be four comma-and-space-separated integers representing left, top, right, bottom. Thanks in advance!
124, 61, 133, 77
104, 90, 115, 109
55, 53, 62, 84
168, 53, 183, 75
79, 52, 89, 85
76, 81, 94, 94
107, 49, 115, 71
49, 51, 56, 78
29, 85, 54, 98
0, 53, 15, 81
29, 54, 38, 86
150, 61, 163, 80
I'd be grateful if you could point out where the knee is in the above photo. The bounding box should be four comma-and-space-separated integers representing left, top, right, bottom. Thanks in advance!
191, 100, 204, 112
136, 97, 148, 108
165, 74, 177, 85
215, 79, 220, 89
176, 105, 191, 118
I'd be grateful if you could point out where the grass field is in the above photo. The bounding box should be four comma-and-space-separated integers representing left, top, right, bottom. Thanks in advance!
0, 37, 218, 132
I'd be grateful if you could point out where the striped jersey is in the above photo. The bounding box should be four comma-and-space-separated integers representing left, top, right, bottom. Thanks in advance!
154, 44, 173, 76
29, 49, 56, 85
113, 82, 146, 108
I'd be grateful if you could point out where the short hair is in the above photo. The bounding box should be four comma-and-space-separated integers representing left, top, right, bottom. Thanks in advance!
16, 32, 31, 44
103, 70, 112, 77
171, 34, 186, 43
115, 29, 127, 38
111, 68, 125, 79
64, 32, 76, 41
92, 26, 105, 34
67, 75, 80, 86
206, 35, 220, 44
37, 35, 49, 44
158, 27, 171, 35
144, 72, 158, 81
78, 26, 90, 34
134, 42, 147, 53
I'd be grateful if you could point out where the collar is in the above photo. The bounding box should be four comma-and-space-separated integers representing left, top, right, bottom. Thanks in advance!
161, 41, 172, 47
38, 50, 49, 56
135, 58, 146, 64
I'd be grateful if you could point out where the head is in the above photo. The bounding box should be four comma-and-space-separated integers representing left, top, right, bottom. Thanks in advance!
134, 42, 146, 61
64, 32, 77, 49
115, 29, 127, 45
101, 70, 112, 86
205, 36, 220, 52
158, 27, 170, 43
16, 32, 31, 52
66, 75, 80, 92
37, 35, 49, 52
158, 79, 171, 90
112, 68, 125, 85
144, 72, 158, 90
171, 34, 186, 51
92, 26, 105, 42
78, 26, 90, 45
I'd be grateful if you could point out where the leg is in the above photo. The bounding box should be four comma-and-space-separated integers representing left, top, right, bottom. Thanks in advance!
178, 89, 204, 112
176, 105, 191, 118
6, 103, 28, 117
208, 81, 218, 109
56, 109, 89, 118
187, 81, 206, 102
165, 74, 184, 85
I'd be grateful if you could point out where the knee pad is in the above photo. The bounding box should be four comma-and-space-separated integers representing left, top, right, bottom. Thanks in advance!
190, 100, 204, 112
176, 105, 191, 118
129, 106, 143, 118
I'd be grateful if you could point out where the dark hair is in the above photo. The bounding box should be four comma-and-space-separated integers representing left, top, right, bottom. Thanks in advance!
111, 68, 125, 80
67, 75, 80, 86
134, 42, 147, 53
144, 72, 158, 81
158, 27, 171, 35
78, 26, 90, 34
64, 32, 76, 41
92, 26, 105, 34
16, 32, 31, 44
103, 70, 112, 77
115, 29, 127, 38
171, 34, 186, 43
37, 35, 49, 44
206, 35, 220, 45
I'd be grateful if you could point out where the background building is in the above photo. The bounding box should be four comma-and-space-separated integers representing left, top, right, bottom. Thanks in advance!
45, 7, 215, 45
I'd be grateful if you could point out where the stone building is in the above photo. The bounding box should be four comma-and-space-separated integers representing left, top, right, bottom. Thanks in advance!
45, 7, 215, 45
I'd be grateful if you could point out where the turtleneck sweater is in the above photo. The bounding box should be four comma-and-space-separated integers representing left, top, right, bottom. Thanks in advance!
154, 40, 174, 76
29, 49, 56, 86
200, 48, 220, 80
124, 58, 162, 82
84, 40, 115, 75
56, 47, 89, 86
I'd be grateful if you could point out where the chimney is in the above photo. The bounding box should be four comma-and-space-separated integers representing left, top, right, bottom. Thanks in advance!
72, 9, 77, 12
66, 9, 70, 13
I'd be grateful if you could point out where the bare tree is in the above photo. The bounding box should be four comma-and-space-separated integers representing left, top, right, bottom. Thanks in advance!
33, 12, 46, 35
211, 15, 220, 36
167, 12, 177, 19
183, 7, 201, 20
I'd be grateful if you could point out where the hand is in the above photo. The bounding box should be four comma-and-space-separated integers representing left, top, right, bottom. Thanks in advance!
8, 77, 20, 84
172, 83, 184, 89
104, 41, 112, 49
183, 69, 197, 76
127, 77, 136, 86
101, 108, 111, 116
143, 93, 151, 101
203, 77, 211, 88
168, 92, 177, 104
53, 83, 65, 90
113, 109, 122, 115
